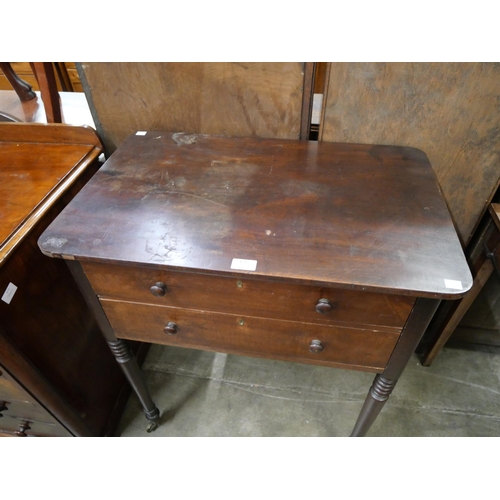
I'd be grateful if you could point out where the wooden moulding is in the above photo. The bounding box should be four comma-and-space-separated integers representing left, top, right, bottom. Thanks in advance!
0, 122, 100, 145
81, 260, 415, 332
0, 123, 103, 266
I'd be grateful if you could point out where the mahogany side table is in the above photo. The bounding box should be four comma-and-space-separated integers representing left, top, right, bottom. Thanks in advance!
38, 132, 472, 436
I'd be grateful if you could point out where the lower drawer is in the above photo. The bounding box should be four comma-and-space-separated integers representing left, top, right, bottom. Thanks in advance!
0, 415, 71, 437
101, 299, 401, 372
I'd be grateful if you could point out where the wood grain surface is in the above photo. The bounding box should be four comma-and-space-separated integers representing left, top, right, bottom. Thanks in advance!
82, 261, 414, 332
79, 62, 306, 155
320, 63, 500, 246
0, 122, 134, 436
0, 123, 102, 264
39, 132, 472, 299
1, 161, 127, 435
0, 144, 91, 242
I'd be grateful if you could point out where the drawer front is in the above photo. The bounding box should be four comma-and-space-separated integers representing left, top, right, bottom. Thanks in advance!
84, 262, 414, 332
101, 299, 401, 372
0, 415, 71, 437
0, 366, 61, 426
0, 399, 59, 425
0, 369, 30, 403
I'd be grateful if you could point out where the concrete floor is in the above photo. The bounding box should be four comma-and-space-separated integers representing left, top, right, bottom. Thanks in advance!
116, 343, 500, 437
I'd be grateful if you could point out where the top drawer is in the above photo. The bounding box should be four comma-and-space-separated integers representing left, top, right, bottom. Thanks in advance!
82, 262, 414, 331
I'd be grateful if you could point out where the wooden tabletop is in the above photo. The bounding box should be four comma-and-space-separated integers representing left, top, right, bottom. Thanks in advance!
0, 123, 102, 265
39, 132, 472, 299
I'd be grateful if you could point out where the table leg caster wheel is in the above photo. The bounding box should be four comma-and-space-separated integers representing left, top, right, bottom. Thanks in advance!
146, 421, 159, 433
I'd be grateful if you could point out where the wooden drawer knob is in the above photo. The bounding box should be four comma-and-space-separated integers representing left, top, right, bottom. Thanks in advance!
150, 282, 167, 297
15, 422, 31, 437
315, 298, 333, 314
309, 340, 324, 354
0, 402, 8, 417
163, 322, 178, 335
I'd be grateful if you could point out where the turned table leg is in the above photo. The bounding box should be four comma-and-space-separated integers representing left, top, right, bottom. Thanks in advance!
66, 261, 160, 432
350, 375, 396, 437
107, 339, 160, 431
351, 298, 440, 437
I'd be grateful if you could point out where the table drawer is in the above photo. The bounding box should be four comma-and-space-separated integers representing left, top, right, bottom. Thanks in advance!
84, 262, 414, 332
101, 299, 401, 372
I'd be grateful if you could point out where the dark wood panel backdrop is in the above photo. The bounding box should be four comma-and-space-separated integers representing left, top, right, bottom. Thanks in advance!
77, 62, 310, 155
319, 62, 500, 247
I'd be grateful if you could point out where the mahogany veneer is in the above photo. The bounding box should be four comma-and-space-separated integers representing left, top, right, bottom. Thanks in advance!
38, 132, 472, 436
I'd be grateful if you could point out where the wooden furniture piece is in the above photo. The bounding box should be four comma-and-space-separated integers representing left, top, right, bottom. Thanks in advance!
0, 123, 137, 437
420, 203, 500, 364
0, 63, 62, 123
77, 62, 314, 156
38, 132, 472, 436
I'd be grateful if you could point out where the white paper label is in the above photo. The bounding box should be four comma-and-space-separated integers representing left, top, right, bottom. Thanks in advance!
135, 131, 147, 136
1, 283, 18, 304
230, 258, 257, 271
444, 279, 463, 290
